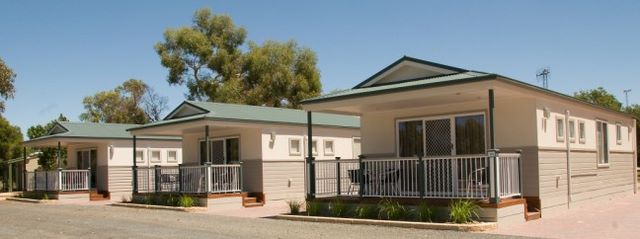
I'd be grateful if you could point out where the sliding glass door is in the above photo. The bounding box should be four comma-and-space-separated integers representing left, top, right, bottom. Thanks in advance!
200, 137, 240, 165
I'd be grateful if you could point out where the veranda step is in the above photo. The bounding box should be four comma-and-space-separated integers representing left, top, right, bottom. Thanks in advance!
243, 197, 257, 204
243, 202, 264, 208
525, 211, 541, 221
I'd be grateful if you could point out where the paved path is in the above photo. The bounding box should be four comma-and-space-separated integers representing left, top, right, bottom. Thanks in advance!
489, 194, 640, 239
0, 201, 526, 239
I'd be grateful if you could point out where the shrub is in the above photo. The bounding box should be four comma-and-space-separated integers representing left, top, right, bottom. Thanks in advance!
42, 193, 49, 200
378, 198, 412, 220
305, 201, 321, 216
178, 195, 195, 207
449, 199, 480, 224
417, 201, 433, 222
166, 194, 180, 206
287, 200, 302, 214
354, 204, 378, 219
329, 199, 348, 217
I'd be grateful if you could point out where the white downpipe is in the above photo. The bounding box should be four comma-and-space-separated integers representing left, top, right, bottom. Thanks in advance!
633, 119, 638, 194
565, 110, 572, 208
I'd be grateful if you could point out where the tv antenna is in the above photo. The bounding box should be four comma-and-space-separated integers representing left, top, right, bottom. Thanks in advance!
624, 89, 631, 108
536, 68, 551, 89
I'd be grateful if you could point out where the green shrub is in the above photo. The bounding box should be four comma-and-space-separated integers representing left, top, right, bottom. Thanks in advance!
417, 201, 433, 222
42, 193, 49, 200
305, 201, 321, 216
378, 198, 412, 220
449, 199, 480, 224
354, 204, 378, 219
166, 194, 180, 206
287, 200, 302, 214
329, 199, 348, 217
178, 195, 195, 207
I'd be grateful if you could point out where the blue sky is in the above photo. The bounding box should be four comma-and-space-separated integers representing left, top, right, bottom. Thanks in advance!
1, 1, 639, 135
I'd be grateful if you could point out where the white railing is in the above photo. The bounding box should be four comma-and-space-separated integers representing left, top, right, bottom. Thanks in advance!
309, 152, 520, 200
498, 153, 522, 198
26, 169, 90, 192
134, 164, 242, 194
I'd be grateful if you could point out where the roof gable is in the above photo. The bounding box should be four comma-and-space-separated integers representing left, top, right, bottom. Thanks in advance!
354, 56, 467, 88
164, 101, 209, 120
48, 122, 69, 135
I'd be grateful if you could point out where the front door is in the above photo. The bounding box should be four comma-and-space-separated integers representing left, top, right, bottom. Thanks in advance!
77, 149, 97, 189
211, 140, 225, 164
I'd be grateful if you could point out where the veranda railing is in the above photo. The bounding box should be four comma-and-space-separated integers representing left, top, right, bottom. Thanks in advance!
25, 169, 90, 192
308, 151, 521, 201
133, 163, 242, 194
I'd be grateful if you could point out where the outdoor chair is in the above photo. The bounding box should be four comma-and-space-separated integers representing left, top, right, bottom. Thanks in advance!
465, 167, 487, 196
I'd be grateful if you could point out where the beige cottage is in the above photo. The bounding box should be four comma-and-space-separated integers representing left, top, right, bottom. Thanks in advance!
22, 122, 182, 201
301, 56, 637, 224
127, 101, 360, 208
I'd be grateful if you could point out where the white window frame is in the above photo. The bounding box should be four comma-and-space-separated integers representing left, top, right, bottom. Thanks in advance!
150, 150, 161, 163
616, 123, 622, 145
289, 138, 302, 156
135, 150, 145, 163
352, 137, 362, 159
167, 150, 178, 163
568, 119, 576, 143
578, 120, 586, 144
323, 139, 335, 156
556, 116, 565, 142
395, 111, 487, 157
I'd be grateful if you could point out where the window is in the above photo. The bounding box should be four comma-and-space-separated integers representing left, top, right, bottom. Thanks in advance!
289, 138, 301, 156
150, 150, 161, 162
596, 121, 609, 165
352, 137, 361, 159
556, 117, 565, 142
397, 113, 485, 157
578, 121, 586, 144
76, 149, 97, 169
616, 124, 622, 145
324, 140, 335, 156
568, 119, 576, 143
135, 150, 144, 163
167, 151, 178, 162
200, 137, 240, 164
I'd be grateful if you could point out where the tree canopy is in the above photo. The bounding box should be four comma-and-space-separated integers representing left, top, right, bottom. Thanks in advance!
80, 79, 168, 124
574, 87, 623, 111
0, 57, 17, 113
0, 115, 22, 162
155, 8, 321, 108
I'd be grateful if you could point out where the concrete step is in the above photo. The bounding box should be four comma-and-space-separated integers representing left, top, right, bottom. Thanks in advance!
243, 202, 264, 208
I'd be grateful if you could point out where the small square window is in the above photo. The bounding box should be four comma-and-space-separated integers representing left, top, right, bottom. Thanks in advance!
289, 138, 301, 156
568, 119, 576, 143
556, 117, 565, 142
150, 150, 161, 162
578, 121, 586, 144
616, 124, 622, 145
324, 140, 334, 156
135, 150, 145, 163
167, 151, 177, 162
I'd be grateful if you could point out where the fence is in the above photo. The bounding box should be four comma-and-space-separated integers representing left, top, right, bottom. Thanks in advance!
26, 169, 90, 192
309, 152, 520, 201
134, 164, 242, 194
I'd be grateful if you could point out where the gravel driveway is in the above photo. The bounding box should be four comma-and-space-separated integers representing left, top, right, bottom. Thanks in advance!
0, 201, 527, 239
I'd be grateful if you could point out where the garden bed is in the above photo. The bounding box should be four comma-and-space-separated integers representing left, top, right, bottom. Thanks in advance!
274, 214, 496, 232
111, 202, 207, 212
6, 197, 56, 204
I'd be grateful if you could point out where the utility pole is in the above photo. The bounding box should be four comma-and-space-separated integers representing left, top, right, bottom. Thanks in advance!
624, 89, 632, 108
537, 68, 551, 89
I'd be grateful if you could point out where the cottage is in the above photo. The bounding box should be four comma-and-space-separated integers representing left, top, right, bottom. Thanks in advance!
127, 101, 360, 208
22, 122, 182, 202
301, 56, 637, 224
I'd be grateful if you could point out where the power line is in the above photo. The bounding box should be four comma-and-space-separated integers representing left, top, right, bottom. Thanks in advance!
536, 68, 551, 89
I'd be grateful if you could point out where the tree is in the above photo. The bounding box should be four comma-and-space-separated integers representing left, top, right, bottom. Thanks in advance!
0, 116, 22, 162
574, 87, 622, 111
155, 8, 247, 102
27, 114, 68, 170
0, 57, 17, 113
155, 8, 322, 108
80, 79, 168, 124
243, 40, 321, 108
142, 87, 169, 122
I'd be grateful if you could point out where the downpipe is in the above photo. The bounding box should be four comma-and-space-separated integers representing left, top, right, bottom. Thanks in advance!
565, 110, 572, 208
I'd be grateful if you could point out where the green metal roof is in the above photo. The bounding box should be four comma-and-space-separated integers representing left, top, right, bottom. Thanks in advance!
24, 122, 180, 144
129, 101, 360, 131
304, 71, 493, 103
